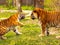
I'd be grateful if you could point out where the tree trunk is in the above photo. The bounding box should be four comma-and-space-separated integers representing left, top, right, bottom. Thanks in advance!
33, 0, 36, 7
16, 0, 22, 12
12, 0, 16, 7
34, 0, 44, 9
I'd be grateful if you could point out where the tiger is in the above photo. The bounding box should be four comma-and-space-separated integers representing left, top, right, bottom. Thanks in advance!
31, 8, 60, 37
0, 12, 24, 39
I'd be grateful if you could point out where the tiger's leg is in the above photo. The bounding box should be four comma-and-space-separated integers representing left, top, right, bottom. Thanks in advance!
0, 27, 7, 40
15, 22, 24, 26
18, 22, 24, 27
45, 26, 49, 36
13, 26, 22, 35
39, 24, 47, 36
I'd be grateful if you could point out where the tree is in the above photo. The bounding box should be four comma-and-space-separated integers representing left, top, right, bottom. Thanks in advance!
12, 0, 22, 12
34, 0, 44, 9
12, 0, 16, 7
15, 0, 22, 12
15, 0, 25, 19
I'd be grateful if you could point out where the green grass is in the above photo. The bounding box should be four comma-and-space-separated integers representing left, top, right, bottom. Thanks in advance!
22, 6, 34, 10
0, 5, 17, 10
0, 19, 60, 45
0, 0, 34, 10
0, 5, 34, 10
0, 12, 60, 45
0, 12, 15, 18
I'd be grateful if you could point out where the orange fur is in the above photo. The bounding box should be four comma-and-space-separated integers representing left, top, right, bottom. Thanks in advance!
0, 12, 24, 39
31, 8, 60, 36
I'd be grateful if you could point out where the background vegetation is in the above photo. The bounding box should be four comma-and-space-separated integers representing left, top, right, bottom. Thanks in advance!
0, 0, 60, 10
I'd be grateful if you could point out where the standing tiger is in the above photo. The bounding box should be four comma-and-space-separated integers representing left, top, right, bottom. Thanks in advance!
0, 12, 24, 39
31, 8, 60, 37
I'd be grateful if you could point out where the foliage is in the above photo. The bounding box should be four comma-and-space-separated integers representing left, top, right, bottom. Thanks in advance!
22, 5, 34, 10
0, 5, 17, 10
44, 0, 60, 11
0, 0, 60, 11
0, 5, 34, 10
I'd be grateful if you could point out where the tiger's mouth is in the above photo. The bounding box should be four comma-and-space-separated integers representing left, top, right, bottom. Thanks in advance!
31, 13, 36, 20
19, 14, 25, 20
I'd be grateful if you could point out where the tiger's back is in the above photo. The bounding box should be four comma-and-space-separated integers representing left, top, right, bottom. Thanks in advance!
44, 10, 60, 27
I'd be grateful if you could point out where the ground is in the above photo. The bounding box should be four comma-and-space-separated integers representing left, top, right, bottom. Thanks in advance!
0, 12, 60, 45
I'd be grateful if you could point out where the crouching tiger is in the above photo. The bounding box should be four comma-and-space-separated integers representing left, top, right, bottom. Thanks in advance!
0, 12, 24, 39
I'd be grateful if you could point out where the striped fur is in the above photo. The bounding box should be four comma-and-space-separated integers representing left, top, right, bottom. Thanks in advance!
31, 8, 60, 36
0, 12, 24, 39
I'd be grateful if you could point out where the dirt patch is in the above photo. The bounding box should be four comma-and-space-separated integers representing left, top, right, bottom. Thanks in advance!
49, 27, 60, 35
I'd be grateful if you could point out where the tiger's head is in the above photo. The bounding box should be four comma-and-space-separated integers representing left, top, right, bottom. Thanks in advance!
17, 12, 25, 20
31, 8, 42, 20
19, 13, 25, 20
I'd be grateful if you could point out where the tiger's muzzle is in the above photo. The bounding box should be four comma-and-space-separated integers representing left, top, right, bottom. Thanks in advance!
19, 14, 25, 20
31, 13, 36, 20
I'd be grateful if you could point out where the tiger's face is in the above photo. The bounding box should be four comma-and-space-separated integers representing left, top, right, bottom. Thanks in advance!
31, 8, 40, 20
19, 13, 25, 20
31, 11, 38, 20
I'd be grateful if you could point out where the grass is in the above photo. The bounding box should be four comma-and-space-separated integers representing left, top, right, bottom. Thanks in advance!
0, 5, 34, 10
0, 5, 17, 10
0, 12, 15, 18
22, 6, 34, 10
0, 12, 60, 45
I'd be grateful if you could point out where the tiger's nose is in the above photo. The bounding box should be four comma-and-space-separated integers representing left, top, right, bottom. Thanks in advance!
31, 13, 35, 20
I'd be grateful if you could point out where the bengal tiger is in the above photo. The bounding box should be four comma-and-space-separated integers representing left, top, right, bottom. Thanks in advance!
0, 12, 24, 39
31, 8, 60, 37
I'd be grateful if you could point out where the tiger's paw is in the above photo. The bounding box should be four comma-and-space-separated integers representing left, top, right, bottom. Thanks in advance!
39, 34, 45, 37
16, 32, 22, 35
